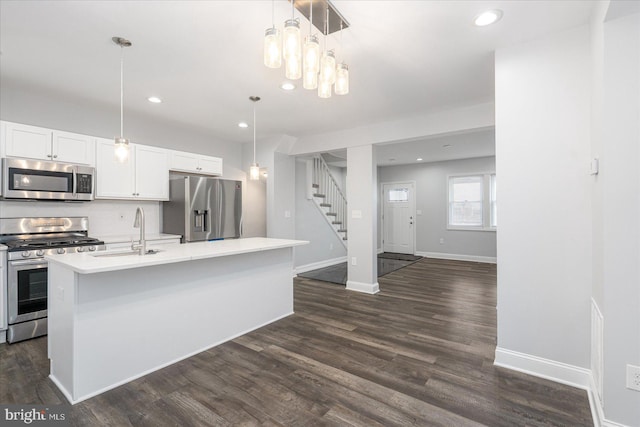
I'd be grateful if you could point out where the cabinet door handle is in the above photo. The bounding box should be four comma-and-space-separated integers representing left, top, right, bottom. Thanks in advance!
53, 154, 58, 159
47, 154, 52, 158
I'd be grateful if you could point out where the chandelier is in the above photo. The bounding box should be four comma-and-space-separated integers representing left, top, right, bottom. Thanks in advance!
264, 0, 349, 98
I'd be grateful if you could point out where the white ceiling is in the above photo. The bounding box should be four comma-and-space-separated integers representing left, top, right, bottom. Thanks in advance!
0, 1, 594, 147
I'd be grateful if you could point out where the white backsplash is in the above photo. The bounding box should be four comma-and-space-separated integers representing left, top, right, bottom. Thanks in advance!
0, 199, 161, 237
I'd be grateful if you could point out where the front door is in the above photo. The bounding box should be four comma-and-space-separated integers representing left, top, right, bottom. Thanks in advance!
382, 182, 415, 254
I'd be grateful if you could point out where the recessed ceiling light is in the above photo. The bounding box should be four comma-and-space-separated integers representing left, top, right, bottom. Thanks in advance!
416, 158, 423, 162
238, 122, 249, 128
281, 82, 296, 91
474, 9, 503, 27
147, 96, 162, 103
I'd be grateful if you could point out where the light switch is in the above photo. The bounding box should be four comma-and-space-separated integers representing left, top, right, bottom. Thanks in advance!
417, 210, 423, 215
57, 286, 64, 301
284, 210, 291, 218
351, 210, 362, 219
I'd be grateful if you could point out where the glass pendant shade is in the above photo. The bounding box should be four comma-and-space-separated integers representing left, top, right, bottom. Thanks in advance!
303, 69, 318, 90
283, 19, 301, 61
249, 163, 260, 181
114, 137, 130, 163
285, 55, 302, 80
335, 63, 349, 95
319, 50, 336, 84
303, 35, 320, 74
318, 79, 332, 98
264, 27, 282, 68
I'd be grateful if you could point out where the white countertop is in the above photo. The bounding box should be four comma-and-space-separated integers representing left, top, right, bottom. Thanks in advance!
0, 244, 6, 251
45, 237, 308, 274
96, 233, 182, 245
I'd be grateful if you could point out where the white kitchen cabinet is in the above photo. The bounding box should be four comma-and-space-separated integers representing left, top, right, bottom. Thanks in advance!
95, 139, 169, 200
135, 145, 170, 199
1, 121, 95, 165
169, 150, 222, 176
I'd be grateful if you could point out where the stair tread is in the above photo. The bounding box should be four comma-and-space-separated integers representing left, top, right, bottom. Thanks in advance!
312, 183, 319, 188
313, 194, 326, 198
332, 221, 342, 224
337, 229, 347, 232
326, 212, 337, 216
319, 203, 331, 207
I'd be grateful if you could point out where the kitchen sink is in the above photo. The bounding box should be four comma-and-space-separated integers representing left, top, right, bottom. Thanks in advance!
92, 249, 162, 258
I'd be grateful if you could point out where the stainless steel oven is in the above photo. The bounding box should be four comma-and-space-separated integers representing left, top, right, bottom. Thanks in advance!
0, 217, 105, 343
2, 158, 94, 201
7, 259, 48, 342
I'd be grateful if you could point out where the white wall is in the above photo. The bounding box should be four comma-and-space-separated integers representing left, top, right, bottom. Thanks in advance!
0, 199, 160, 237
0, 79, 243, 174
270, 152, 295, 239
289, 102, 495, 156
495, 24, 592, 370
377, 157, 496, 260
599, 10, 640, 426
294, 161, 347, 268
346, 145, 378, 294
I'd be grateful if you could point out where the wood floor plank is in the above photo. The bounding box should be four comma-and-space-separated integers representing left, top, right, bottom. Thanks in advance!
0, 257, 592, 426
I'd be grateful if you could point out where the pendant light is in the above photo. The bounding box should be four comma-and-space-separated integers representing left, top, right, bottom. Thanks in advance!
335, 22, 349, 95
264, 0, 281, 68
303, 0, 319, 90
249, 96, 261, 181
283, 1, 301, 80
318, 6, 335, 98
112, 37, 132, 163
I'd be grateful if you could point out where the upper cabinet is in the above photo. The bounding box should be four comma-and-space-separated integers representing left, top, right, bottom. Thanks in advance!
95, 139, 169, 201
170, 150, 222, 176
1, 121, 95, 166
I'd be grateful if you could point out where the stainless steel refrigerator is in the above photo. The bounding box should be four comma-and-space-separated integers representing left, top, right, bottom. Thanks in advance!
162, 175, 242, 242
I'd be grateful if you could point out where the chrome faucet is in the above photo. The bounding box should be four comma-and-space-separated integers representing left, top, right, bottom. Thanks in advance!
132, 207, 147, 255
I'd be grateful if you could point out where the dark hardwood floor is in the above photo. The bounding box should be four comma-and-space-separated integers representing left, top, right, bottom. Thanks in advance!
0, 258, 593, 426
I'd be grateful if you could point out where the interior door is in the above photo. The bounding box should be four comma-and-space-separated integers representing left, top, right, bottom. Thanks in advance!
382, 182, 415, 254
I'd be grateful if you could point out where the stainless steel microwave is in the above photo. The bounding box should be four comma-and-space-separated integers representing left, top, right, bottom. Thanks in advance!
2, 158, 95, 201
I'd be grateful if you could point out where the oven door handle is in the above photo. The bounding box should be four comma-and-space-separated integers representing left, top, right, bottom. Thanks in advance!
9, 259, 48, 268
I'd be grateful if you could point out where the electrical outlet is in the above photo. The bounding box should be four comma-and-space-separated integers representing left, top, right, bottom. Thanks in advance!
351, 257, 357, 266
627, 364, 640, 392
439, 238, 444, 244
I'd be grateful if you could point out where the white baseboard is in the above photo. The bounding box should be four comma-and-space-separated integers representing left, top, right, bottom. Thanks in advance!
377, 247, 383, 254
416, 251, 496, 264
346, 280, 379, 294
589, 372, 605, 427
294, 256, 347, 274
495, 347, 591, 390
494, 347, 635, 427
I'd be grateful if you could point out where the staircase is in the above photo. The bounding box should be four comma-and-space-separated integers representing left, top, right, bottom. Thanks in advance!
309, 155, 348, 247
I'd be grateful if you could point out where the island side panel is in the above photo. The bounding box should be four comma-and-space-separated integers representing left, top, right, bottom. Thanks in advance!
71, 247, 293, 402
48, 262, 78, 402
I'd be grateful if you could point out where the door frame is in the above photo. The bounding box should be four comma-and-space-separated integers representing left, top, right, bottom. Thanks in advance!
380, 180, 417, 255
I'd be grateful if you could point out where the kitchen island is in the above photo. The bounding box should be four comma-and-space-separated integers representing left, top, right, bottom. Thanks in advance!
45, 237, 308, 404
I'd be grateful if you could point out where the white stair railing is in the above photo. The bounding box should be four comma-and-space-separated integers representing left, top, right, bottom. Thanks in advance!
311, 155, 348, 245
